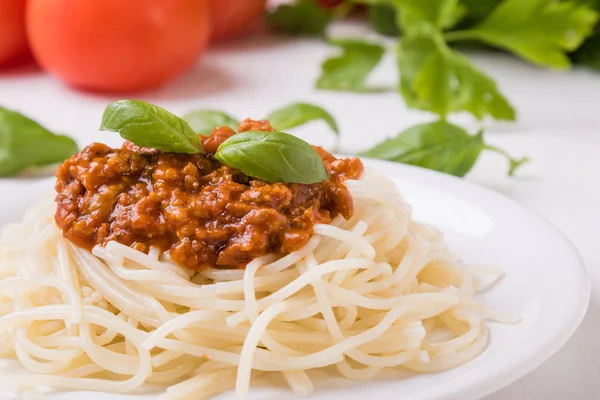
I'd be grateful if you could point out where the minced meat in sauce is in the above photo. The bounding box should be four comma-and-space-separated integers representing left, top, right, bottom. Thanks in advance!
55, 119, 363, 270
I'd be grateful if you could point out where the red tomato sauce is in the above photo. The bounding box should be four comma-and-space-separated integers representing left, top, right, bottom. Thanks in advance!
55, 119, 363, 270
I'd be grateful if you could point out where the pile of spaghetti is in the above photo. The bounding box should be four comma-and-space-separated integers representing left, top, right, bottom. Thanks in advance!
0, 168, 510, 399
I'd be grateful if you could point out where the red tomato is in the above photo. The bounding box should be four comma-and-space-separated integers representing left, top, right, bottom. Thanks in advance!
208, 0, 266, 41
27, 0, 211, 92
0, 0, 28, 66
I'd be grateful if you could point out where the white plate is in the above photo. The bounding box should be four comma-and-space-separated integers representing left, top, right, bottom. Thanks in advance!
0, 159, 590, 400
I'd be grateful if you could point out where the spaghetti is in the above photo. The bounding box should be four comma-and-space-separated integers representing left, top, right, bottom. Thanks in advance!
0, 168, 514, 399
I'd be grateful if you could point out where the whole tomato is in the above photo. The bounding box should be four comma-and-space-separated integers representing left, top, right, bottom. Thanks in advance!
209, 0, 266, 41
27, 0, 211, 92
0, 0, 28, 66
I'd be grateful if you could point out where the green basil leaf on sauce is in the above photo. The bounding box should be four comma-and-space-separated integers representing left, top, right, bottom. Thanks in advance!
215, 130, 328, 184
360, 120, 484, 177
268, 102, 339, 136
100, 100, 203, 154
183, 110, 239, 135
0, 107, 78, 177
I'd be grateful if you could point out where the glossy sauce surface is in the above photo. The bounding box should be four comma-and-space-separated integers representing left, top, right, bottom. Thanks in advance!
55, 120, 363, 269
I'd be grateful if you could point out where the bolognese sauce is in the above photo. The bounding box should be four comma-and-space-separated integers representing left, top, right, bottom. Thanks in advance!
55, 119, 363, 270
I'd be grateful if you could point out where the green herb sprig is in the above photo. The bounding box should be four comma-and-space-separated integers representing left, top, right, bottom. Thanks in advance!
307, 0, 598, 108
266, 0, 597, 171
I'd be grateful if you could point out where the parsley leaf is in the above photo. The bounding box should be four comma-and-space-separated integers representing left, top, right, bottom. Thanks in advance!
445, 0, 599, 69
391, 0, 465, 34
266, 0, 332, 36
398, 34, 515, 120
316, 38, 386, 92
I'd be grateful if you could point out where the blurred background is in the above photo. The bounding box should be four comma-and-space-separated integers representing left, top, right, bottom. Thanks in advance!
1, 0, 600, 399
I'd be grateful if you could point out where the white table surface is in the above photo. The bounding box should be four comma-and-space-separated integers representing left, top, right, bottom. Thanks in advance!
1, 32, 599, 400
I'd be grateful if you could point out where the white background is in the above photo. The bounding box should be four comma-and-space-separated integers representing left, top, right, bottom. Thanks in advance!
0, 29, 599, 399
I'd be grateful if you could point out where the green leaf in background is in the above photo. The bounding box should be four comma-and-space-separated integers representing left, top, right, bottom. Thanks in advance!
360, 120, 528, 176
316, 38, 386, 92
571, 26, 600, 70
351, 0, 391, 4
268, 102, 339, 136
391, 0, 464, 33
359, 121, 484, 177
100, 100, 203, 154
0, 107, 78, 177
398, 35, 515, 120
183, 110, 239, 135
215, 130, 328, 184
368, 4, 401, 36
445, 0, 599, 69
442, 3, 468, 29
454, 0, 502, 28
266, 0, 332, 36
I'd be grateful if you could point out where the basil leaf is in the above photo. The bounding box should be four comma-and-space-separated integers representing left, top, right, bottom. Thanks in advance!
268, 103, 339, 136
266, 0, 332, 36
183, 110, 239, 135
0, 107, 78, 177
100, 100, 203, 154
359, 121, 484, 177
398, 34, 515, 120
215, 130, 328, 184
316, 38, 386, 92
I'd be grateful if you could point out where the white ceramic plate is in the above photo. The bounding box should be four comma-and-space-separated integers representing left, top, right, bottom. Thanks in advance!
0, 159, 590, 400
